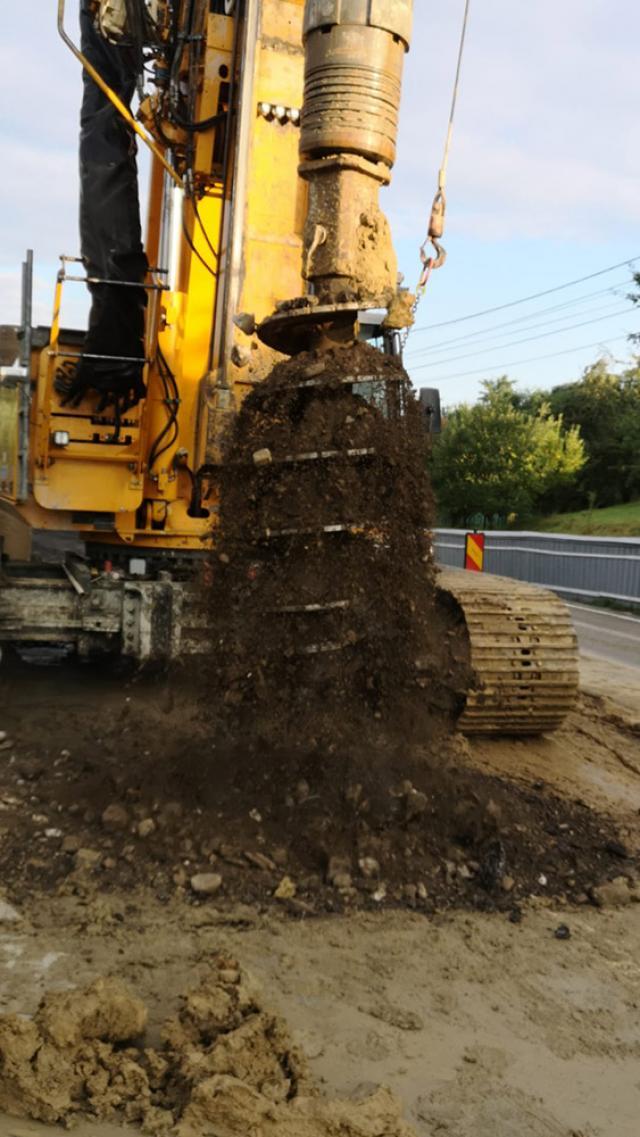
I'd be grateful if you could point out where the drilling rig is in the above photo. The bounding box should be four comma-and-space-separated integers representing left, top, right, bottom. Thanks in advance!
0, 0, 578, 733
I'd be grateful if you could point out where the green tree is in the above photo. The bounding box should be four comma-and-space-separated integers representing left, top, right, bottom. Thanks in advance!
547, 359, 640, 506
431, 378, 585, 526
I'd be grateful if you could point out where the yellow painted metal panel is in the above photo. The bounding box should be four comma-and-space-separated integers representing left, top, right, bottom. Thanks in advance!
15, 2, 310, 550
224, 0, 307, 400
0, 383, 19, 501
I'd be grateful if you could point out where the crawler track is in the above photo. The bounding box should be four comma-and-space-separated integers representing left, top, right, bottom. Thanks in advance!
439, 569, 579, 734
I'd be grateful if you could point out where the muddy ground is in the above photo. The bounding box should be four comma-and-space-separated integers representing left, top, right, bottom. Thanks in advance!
0, 655, 639, 1135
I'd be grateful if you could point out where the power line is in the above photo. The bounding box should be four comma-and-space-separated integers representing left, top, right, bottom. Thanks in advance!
404, 279, 633, 359
407, 305, 635, 370
407, 296, 631, 364
408, 256, 640, 336
408, 334, 631, 383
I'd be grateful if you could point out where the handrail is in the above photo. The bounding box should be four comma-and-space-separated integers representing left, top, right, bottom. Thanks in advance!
57, 0, 182, 187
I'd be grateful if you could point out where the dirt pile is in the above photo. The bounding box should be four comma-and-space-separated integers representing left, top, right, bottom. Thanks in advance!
207, 341, 469, 757
0, 691, 636, 913
0, 958, 417, 1137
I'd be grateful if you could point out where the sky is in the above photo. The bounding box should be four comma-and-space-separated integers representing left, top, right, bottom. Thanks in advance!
0, 1, 639, 403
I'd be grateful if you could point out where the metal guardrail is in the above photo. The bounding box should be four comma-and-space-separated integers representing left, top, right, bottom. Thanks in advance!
434, 529, 640, 604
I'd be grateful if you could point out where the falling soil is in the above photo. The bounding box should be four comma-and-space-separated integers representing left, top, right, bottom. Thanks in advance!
207, 341, 470, 758
0, 956, 416, 1136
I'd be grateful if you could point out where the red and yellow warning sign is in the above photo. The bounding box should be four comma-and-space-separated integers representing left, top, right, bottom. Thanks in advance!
465, 531, 485, 572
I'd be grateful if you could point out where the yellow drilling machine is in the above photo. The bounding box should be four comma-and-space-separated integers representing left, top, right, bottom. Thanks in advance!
0, 0, 578, 733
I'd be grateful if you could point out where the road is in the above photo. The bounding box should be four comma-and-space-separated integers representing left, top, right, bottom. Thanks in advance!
568, 601, 640, 670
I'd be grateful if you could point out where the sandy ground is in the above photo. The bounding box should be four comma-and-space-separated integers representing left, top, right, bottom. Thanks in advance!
1, 897, 640, 1137
1, 654, 639, 1137
468, 655, 640, 830
581, 653, 640, 720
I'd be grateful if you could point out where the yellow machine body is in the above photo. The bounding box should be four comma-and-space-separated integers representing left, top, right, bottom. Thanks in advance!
0, 1, 579, 737
1, 0, 308, 556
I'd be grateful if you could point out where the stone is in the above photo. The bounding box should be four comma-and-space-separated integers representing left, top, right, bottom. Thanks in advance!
137, 818, 156, 838
233, 311, 256, 335
405, 788, 428, 821
245, 851, 276, 872
190, 872, 223, 896
218, 845, 245, 867
358, 857, 380, 879
252, 448, 273, 467
303, 359, 326, 378
74, 848, 102, 870
295, 779, 310, 803
101, 803, 129, 832
231, 343, 251, 368
416, 882, 428, 901
274, 876, 297, 900
327, 855, 352, 888
444, 861, 457, 884
554, 924, 571, 940
501, 875, 515, 893
62, 835, 81, 854
485, 798, 502, 823
345, 783, 363, 805
590, 877, 635, 908
0, 899, 21, 923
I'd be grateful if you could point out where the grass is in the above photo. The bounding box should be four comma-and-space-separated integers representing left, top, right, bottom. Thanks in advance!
534, 500, 640, 537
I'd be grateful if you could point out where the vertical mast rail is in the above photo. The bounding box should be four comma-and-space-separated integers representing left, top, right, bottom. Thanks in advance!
17, 249, 33, 502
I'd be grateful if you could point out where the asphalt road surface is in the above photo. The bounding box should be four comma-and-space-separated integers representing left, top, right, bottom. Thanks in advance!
568, 602, 640, 670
